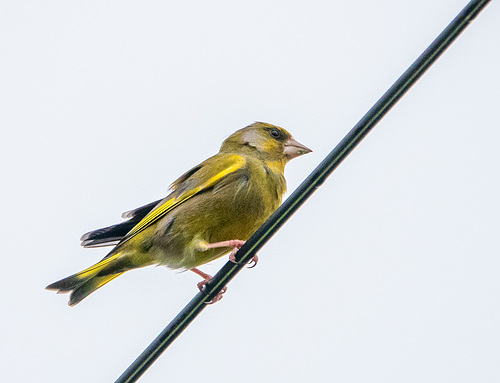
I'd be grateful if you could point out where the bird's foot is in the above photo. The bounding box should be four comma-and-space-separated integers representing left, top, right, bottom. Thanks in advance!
204, 239, 257, 268
191, 268, 227, 304
229, 251, 259, 268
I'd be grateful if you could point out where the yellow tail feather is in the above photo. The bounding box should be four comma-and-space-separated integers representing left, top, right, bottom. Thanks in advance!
68, 272, 123, 306
46, 252, 124, 305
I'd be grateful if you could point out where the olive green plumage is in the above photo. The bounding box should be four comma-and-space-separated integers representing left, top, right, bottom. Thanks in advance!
46, 122, 311, 306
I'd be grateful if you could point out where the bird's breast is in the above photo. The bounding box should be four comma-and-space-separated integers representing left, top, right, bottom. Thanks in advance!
150, 158, 286, 269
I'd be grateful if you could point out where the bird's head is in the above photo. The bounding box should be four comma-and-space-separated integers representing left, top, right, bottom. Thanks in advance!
220, 122, 312, 163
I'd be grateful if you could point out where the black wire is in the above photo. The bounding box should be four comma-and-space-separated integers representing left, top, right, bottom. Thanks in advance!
115, 1, 492, 382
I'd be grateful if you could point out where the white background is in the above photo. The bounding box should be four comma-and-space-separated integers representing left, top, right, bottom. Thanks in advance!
1, 1, 499, 382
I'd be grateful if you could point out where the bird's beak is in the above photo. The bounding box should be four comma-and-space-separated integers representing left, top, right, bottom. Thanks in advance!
284, 137, 312, 160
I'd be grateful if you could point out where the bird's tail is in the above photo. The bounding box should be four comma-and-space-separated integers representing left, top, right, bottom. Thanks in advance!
46, 252, 125, 306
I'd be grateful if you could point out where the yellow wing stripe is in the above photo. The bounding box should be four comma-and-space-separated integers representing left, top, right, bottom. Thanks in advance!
126, 197, 175, 237
123, 155, 246, 241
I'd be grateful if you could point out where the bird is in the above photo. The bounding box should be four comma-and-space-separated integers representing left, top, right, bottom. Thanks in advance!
46, 122, 311, 306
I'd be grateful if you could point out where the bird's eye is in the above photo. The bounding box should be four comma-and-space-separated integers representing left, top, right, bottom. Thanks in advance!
269, 128, 281, 139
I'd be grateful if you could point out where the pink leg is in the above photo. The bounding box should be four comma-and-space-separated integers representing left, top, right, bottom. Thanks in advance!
205, 239, 258, 268
190, 268, 227, 304
205, 239, 246, 252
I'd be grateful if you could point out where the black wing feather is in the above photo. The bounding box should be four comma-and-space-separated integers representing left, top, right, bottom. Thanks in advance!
80, 198, 163, 248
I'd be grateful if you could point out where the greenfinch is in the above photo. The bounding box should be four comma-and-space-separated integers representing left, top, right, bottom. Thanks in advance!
46, 122, 311, 305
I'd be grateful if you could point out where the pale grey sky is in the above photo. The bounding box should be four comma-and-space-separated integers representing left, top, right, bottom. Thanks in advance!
1, 1, 499, 382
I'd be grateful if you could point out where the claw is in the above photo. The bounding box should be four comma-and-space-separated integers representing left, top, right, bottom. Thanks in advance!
229, 249, 259, 268
192, 268, 227, 304
197, 278, 210, 292
228, 250, 238, 263
247, 255, 259, 268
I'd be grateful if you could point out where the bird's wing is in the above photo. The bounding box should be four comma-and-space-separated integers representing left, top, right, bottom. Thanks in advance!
118, 154, 246, 245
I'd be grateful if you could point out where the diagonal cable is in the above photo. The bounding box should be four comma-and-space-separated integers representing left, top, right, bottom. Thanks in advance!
115, 1, 492, 382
